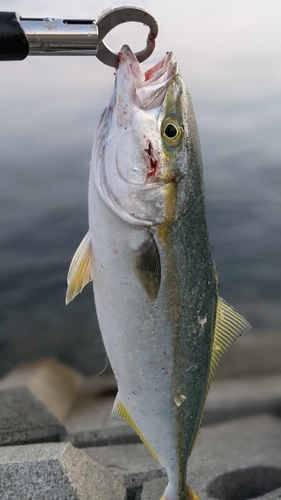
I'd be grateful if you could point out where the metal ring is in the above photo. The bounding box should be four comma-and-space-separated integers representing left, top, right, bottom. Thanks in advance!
96, 6, 158, 68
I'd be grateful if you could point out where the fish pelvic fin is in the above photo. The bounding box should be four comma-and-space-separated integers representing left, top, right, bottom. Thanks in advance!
160, 483, 201, 500
112, 394, 163, 465
190, 296, 251, 454
65, 231, 93, 305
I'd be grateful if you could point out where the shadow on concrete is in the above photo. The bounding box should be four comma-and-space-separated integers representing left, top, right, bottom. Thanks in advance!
207, 466, 281, 500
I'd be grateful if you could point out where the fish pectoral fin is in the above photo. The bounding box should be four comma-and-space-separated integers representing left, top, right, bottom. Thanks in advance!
65, 231, 93, 305
208, 296, 251, 384
112, 394, 162, 464
133, 231, 161, 301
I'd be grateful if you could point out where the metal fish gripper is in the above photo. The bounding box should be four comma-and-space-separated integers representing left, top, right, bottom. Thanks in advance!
0, 6, 158, 67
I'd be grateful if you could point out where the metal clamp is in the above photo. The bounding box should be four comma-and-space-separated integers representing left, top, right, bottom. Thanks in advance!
20, 16, 99, 57
96, 7, 158, 67
17, 6, 158, 66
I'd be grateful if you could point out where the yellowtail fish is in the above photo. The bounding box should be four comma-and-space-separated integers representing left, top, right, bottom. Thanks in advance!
66, 45, 251, 500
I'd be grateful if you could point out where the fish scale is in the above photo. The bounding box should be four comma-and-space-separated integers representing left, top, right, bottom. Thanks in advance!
66, 45, 251, 500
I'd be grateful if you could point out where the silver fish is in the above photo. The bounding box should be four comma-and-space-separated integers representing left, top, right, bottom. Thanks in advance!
66, 45, 251, 500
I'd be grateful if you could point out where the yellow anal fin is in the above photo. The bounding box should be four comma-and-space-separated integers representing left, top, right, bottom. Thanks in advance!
66, 231, 93, 305
112, 394, 162, 465
190, 296, 251, 455
208, 296, 251, 387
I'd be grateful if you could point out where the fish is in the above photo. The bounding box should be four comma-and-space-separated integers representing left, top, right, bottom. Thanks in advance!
66, 45, 251, 500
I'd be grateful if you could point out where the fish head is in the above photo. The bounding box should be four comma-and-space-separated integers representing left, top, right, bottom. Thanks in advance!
93, 45, 198, 228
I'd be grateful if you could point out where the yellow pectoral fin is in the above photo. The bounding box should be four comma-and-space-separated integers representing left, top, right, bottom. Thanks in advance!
208, 296, 251, 386
112, 394, 162, 465
65, 231, 93, 305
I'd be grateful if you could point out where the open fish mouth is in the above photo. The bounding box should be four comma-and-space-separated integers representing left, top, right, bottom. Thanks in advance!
92, 44, 183, 227
117, 44, 177, 110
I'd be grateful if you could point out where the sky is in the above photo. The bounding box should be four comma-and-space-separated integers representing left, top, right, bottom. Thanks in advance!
1, 0, 280, 157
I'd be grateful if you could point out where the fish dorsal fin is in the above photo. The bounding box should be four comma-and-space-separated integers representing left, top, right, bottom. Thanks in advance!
190, 297, 251, 455
65, 231, 93, 305
112, 394, 162, 464
208, 296, 251, 386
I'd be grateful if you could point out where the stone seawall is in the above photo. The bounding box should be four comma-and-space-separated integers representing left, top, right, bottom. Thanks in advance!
0, 336, 281, 500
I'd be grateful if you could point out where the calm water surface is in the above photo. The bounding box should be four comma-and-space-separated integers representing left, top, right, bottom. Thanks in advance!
0, 0, 280, 375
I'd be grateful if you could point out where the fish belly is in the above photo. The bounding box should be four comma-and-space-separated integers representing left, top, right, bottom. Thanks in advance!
89, 183, 178, 474
89, 181, 215, 487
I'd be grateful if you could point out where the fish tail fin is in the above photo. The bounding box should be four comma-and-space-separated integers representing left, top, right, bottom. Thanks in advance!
185, 485, 201, 500
160, 483, 201, 500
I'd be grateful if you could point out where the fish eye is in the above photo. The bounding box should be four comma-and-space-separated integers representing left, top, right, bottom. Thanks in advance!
162, 118, 182, 146
164, 123, 178, 138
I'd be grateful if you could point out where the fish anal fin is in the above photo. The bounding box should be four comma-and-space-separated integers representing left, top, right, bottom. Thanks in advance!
66, 231, 93, 305
112, 394, 162, 464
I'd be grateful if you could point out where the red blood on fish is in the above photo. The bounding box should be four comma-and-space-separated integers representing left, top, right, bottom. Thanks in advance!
145, 140, 158, 181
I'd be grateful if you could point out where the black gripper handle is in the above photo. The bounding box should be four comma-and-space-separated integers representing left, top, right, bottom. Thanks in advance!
0, 12, 29, 61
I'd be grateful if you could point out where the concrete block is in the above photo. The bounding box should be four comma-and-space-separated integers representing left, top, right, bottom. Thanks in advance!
84, 442, 162, 476
66, 373, 281, 447
139, 415, 281, 500
65, 390, 118, 434
68, 424, 141, 448
215, 332, 281, 379
0, 387, 66, 446
258, 488, 281, 499
84, 443, 165, 500
204, 374, 281, 425
0, 441, 126, 500
138, 477, 167, 500
140, 478, 281, 500
65, 374, 139, 446
0, 358, 83, 423
84, 443, 165, 485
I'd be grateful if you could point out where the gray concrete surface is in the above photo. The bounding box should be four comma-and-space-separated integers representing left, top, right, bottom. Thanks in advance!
214, 332, 281, 379
0, 442, 126, 500
66, 391, 118, 433
139, 415, 281, 500
65, 374, 139, 446
65, 369, 281, 447
0, 357, 281, 500
0, 387, 66, 445
204, 375, 281, 425
0, 358, 83, 423
67, 423, 141, 448
84, 443, 166, 489
84, 443, 162, 476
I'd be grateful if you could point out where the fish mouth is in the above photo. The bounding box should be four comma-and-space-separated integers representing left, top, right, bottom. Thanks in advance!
117, 45, 177, 110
